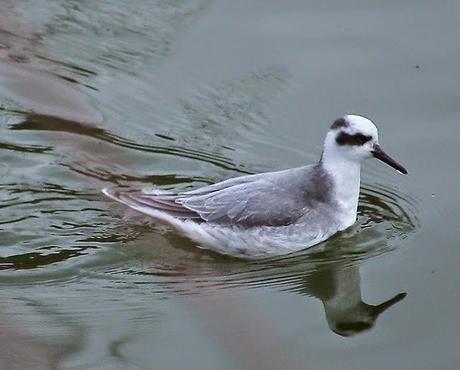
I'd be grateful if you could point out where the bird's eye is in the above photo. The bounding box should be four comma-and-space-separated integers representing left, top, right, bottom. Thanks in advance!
356, 134, 368, 144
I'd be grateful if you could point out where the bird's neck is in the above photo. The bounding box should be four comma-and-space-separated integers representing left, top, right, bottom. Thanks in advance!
320, 153, 361, 229
322, 266, 364, 323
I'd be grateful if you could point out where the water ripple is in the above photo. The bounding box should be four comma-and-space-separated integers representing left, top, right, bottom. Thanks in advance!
102, 181, 420, 296
11, 113, 251, 175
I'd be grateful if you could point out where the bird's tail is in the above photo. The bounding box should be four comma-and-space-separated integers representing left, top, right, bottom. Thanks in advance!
102, 186, 201, 221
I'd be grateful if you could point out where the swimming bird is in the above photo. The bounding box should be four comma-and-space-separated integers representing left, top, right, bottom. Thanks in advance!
103, 115, 407, 258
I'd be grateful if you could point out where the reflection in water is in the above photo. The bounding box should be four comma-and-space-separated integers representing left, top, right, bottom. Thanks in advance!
11, 112, 250, 175
0, 0, 211, 78
112, 182, 418, 337
125, 231, 411, 337
0, 246, 91, 271
0, 63, 102, 124
295, 255, 406, 337
0, 309, 58, 370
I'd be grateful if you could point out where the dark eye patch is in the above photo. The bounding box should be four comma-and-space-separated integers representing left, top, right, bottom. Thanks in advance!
336, 321, 373, 332
336, 132, 372, 146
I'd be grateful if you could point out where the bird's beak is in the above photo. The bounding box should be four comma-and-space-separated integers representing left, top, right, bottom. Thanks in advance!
373, 292, 407, 316
372, 144, 408, 174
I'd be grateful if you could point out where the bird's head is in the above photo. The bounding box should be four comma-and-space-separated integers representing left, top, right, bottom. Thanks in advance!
322, 115, 407, 174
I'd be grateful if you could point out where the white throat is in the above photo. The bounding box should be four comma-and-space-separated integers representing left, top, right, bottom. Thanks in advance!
321, 150, 361, 229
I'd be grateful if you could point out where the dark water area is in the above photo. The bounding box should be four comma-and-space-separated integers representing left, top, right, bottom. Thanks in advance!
0, 1, 458, 369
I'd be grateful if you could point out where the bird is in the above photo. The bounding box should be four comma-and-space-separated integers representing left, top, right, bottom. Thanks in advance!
103, 115, 407, 258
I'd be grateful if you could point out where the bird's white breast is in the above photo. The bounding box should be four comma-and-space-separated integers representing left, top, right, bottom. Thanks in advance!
323, 160, 361, 230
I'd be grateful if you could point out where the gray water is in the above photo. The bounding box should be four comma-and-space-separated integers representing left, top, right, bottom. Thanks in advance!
0, 1, 459, 369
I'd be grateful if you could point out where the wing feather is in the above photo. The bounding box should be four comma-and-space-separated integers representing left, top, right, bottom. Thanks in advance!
104, 188, 202, 220
180, 179, 303, 226
103, 165, 329, 228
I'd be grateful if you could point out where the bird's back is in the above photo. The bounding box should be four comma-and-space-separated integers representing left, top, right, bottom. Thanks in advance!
105, 164, 337, 229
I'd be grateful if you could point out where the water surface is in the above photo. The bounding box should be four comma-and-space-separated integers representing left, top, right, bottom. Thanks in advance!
0, 1, 459, 369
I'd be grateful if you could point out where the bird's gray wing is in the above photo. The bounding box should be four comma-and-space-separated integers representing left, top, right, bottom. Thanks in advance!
178, 180, 304, 227
104, 165, 331, 228
178, 166, 321, 227
181, 172, 265, 196
101, 172, 264, 221
103, 187, 203, 219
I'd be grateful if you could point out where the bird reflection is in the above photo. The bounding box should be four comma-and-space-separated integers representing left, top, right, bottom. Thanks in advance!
293, 250, 406, 337
118, 181, 417, 338
128, 227, 409, 338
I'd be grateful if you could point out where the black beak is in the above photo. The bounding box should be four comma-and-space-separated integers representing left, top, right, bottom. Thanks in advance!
372, 144, 408, 174
373, 292, 407, 316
